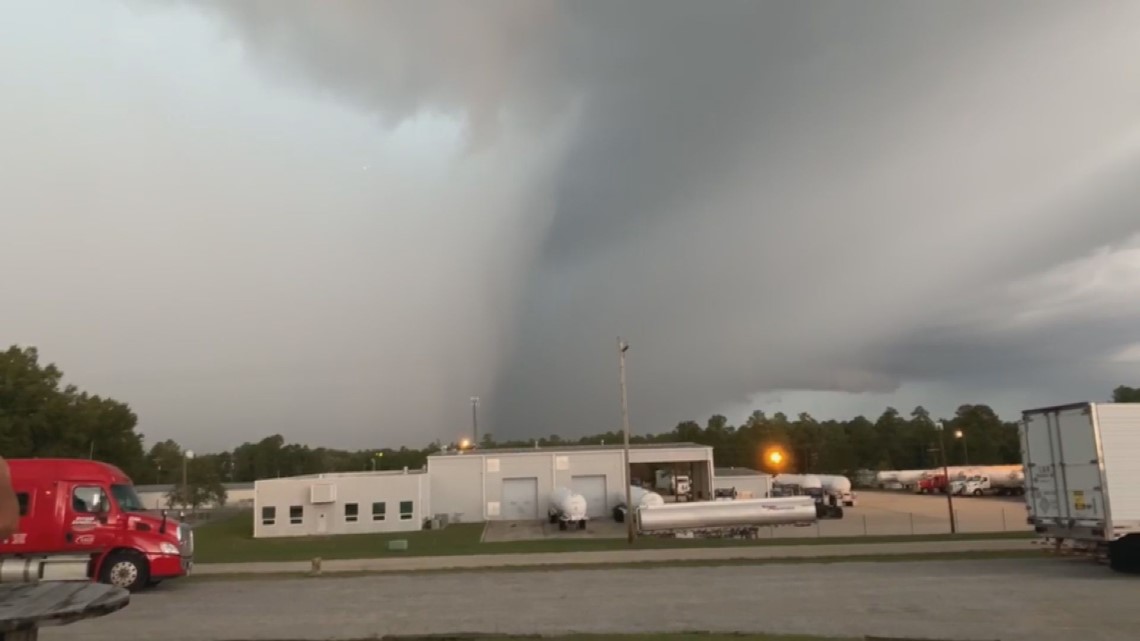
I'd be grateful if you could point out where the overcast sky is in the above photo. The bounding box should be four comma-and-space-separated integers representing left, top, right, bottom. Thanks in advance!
3, 1, 1140, 452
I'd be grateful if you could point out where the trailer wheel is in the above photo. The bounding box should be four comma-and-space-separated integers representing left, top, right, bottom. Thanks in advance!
100, 550, 150, 592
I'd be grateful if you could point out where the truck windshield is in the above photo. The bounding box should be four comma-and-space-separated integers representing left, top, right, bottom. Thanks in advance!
111, 484, 146, 512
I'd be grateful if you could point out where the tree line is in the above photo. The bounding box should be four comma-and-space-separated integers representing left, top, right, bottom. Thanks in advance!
5, 345, 1140, 504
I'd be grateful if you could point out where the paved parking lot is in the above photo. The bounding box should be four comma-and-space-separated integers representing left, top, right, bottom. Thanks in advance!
47, 557, 1131, 641
484, 491, 1031, 542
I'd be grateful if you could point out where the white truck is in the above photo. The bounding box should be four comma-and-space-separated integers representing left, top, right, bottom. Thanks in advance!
654, 469, 692, 500
1020, 402, 1140, 572
953, 471, 1025, 497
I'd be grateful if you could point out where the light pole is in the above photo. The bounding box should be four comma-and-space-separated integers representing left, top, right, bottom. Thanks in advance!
954, 429, 969, 465
182, 450, 195, 509
618, 338, 634, 544
932, 423, 956, 534
372, 452, 383, 471
471, 396, 480, 447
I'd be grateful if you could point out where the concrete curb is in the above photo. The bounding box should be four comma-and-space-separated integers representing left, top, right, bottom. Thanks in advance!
192, 538, 1034, 576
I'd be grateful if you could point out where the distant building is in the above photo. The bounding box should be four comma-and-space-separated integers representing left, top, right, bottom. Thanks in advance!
713, 467, 772, 499
249, 442, 716, 539
134, 481, 254, 510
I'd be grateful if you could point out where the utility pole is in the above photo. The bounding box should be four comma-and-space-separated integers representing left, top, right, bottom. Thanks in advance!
618, 338, 634, 544
182, 450, 195, 510
471, 396, 480, 447
935, 423, 956, 534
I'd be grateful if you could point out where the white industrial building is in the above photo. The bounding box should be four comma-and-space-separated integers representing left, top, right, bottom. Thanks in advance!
253, 469, 429, 538
248, 442, 715, 538
428, 443, 715, 523
713, 467, 772, 499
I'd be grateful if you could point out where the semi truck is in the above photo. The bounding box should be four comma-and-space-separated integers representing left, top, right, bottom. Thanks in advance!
1020, 402, 1140, 573
952, 471, 1025, 497
0, 458, 194, 590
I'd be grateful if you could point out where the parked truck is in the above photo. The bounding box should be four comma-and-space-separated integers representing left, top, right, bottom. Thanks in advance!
654, 469, 693, 500
954, 471, 1025, 497
1020, 402, 1140, 573
0, 458, 193, 591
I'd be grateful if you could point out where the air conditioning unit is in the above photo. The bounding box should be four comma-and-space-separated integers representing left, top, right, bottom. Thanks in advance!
310, 483, 336, 504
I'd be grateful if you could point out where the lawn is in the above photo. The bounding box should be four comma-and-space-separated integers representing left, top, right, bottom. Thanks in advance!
193, 511, 1032, 564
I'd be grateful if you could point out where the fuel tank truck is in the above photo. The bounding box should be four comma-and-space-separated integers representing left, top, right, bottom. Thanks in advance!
547, 487, 588, 530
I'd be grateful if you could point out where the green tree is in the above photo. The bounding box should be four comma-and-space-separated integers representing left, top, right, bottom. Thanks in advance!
1113, 386, 1140, 402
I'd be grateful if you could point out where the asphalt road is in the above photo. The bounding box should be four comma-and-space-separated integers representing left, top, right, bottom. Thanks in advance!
46, 558, 1134, 641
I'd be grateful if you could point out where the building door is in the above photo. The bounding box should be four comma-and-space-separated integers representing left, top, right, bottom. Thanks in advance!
501, 477, 538, 520
571, 475, 608, 518
317, 512, 328, 534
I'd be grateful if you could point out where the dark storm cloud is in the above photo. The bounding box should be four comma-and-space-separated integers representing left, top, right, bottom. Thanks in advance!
152, 1, 1140, 440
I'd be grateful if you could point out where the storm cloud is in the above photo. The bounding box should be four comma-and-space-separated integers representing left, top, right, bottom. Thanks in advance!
4, 1, 1140, 449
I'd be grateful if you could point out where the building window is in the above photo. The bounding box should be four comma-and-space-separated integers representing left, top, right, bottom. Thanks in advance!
261, 506, 276, 526
16, 493, 29, 517
289, 505, 303, 525
399, 501, 413, 521
372, 502, 386, 521
344, 503, 359, 522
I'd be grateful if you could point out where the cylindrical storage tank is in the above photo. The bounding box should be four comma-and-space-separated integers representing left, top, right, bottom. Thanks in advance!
630, 486, 665, 509
550, 487, 588, 520
817, 475, 851, 493
637, 496, 816, 532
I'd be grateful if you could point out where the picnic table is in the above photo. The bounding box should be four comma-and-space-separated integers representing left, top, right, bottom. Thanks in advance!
0, 582, 129, 641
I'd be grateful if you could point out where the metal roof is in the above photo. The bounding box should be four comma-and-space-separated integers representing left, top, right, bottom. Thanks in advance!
714, 467, 769, 477
429, 442, 710, 456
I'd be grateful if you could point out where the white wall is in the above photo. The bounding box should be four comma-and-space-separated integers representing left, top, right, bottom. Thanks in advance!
429, 447, 714, 522
253, 470, 429, 538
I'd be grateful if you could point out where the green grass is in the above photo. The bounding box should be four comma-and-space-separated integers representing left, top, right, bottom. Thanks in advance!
194, 511, 1032, 564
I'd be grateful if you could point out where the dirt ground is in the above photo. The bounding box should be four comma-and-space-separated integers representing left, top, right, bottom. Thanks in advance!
482, 490, 1031, 542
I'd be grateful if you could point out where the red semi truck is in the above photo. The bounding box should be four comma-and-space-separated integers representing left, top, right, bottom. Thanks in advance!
916, 474, 949, 494
0, 458, 193, 591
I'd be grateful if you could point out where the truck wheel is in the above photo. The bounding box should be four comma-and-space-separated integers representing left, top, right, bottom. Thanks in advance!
558, 520, 567, 531
972, 489, 983, 497
100, 551, 150, 592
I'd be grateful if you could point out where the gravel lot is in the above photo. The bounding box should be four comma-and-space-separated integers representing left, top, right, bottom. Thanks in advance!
46, 557, 1133, 641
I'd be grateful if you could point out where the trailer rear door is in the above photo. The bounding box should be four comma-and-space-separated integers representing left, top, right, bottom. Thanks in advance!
1022, 404, 1106, 528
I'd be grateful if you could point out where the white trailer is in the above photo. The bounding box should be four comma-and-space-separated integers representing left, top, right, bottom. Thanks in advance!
637, 496, 817, 538
817, 474, 856, 506
1021, 402, 1140, 572
547, 487, 588, 530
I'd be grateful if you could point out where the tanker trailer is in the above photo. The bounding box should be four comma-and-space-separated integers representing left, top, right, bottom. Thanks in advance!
612, 486, 665, 522
817, 474, 856, 507
547, 487, 588, 530
636, 496, 817, 539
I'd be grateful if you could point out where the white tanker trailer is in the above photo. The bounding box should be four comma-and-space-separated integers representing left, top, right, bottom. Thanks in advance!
547, 487, 588, 530
612, 486, 665, 522
816, 474, 856, 507
637, 496, 817, 538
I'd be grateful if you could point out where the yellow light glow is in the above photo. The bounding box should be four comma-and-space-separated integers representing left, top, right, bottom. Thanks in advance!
768, 451, 784, 465
459, 438, 471, 450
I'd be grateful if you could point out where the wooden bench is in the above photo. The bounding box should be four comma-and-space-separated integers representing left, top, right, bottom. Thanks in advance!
0, 583, 129, 641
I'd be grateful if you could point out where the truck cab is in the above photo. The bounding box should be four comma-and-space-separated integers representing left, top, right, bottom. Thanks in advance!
0, 458, 193, 591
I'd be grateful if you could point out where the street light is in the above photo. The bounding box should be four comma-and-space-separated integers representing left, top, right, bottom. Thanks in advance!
954, 429, 969, 465
931, 423, 957, 534
617, 337, 634, 545
372, 451, 384, 471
